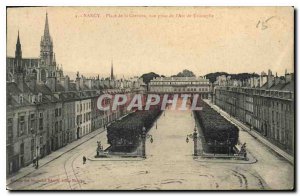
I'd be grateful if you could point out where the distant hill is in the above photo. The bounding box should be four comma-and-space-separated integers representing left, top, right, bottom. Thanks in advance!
205, 72, 259, 83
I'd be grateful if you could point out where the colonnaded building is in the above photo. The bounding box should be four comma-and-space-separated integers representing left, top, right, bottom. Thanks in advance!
148, 76, 212, 99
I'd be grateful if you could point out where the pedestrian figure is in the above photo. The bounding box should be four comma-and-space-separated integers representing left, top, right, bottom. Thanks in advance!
83, 156, 87, 164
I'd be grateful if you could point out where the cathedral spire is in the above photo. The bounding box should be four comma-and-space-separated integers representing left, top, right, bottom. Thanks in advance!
44, 12, 50, 38
17, 30, 20, 45
40, 12, 53, 67
110, 59, 115, 80
15, 30, 22, 60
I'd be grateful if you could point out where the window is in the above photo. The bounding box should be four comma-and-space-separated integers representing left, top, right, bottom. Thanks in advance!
40, 136, 43, 145
55, 122, 58, 133
39, 117, 43, 130
31, 95, 36, 103
7, 118, 13, 143
30, 113, 35, 130
38, 93, 42, 102
19, 116, 25, 136
20, 143, 24, 155
19, 94, 24, 104
31, 139, 34, 151
60, 121, 62, 132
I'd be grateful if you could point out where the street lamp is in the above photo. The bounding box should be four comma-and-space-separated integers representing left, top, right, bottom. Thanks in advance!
140, 126, 154, 158
186, 126, 199, 156
193, 127, 198, 156
36, 146, 39, 169
141, 127, 146, 158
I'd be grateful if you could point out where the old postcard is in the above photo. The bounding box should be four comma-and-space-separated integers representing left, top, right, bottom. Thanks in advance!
6, 6, 294, 190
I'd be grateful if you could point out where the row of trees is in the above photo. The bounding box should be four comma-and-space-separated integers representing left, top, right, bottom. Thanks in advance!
194, 100, 239, 153
140, 70, 259, 85
107, 108, 162, 152
204, 72, 259, 83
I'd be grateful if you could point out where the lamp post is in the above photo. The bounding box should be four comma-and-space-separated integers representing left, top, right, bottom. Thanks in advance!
193, 127, 198, 156
140, 126, 153, 158
141, 127, 146, 158
36, 146, 39, 169
186, 126, 199, 156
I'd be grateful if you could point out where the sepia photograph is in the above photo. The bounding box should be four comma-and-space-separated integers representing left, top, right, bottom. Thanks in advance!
5, 6, 294, 190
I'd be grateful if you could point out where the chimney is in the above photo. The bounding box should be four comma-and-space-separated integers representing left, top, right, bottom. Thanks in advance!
267, 69, 274, 88
79, 75, 85, 89
76, 72, 80, 91
284, 69, 293, 83
60, 76, 70, 91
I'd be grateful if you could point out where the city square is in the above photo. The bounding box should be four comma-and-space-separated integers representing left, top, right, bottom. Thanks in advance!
6, 7, 294, 190
7, 105, 293, 190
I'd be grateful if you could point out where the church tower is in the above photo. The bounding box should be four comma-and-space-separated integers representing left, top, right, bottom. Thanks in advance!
15, 30, 23, 73
40, 12, 54, 68
15, 30, 22, 61
110, 59, 115, 80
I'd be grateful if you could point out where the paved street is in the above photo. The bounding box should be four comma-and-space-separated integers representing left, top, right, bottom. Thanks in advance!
7, 108, 293, 190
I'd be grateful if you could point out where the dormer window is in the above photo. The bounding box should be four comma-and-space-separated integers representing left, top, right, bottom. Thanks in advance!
32, 95, 36, 103
19, 94, 23, 104
38, 93, 43, 102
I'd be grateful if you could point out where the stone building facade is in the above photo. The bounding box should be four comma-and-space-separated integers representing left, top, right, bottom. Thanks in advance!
214, 71, 294, 154
148, 76, 212, 98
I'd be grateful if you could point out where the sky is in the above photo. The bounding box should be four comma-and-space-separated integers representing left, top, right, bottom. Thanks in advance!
7, 7, 294, 79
